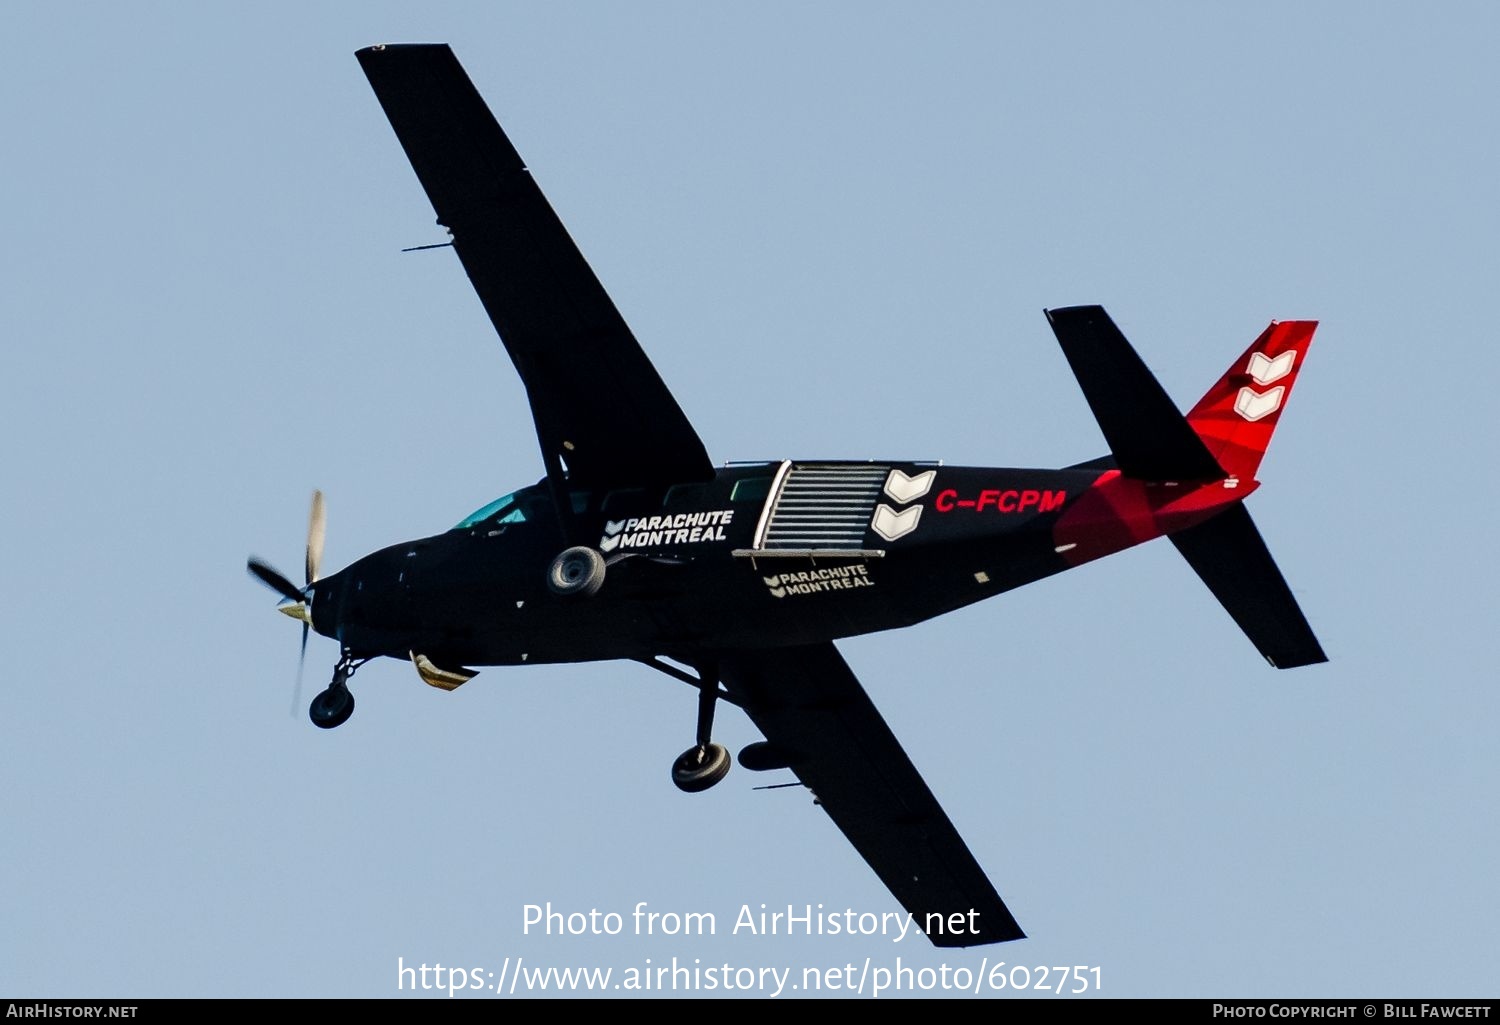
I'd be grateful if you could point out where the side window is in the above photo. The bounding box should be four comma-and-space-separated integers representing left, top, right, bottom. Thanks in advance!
663, 483, 706, 507
517, 489, 551, 521
730, 477, 771, 503
602, 488, 648, 516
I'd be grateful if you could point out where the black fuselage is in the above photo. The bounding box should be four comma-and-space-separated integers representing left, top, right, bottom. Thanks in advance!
310, 461, 1103, 669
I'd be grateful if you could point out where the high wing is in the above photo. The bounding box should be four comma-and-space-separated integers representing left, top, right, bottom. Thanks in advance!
356, 44, 714, 494
716, 643, 1025, 946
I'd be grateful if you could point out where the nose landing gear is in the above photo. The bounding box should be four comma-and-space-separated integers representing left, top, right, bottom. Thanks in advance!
310, 652, 368, 730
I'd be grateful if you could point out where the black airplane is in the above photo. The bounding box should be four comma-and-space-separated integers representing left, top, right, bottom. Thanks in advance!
247, 43, 1326, 948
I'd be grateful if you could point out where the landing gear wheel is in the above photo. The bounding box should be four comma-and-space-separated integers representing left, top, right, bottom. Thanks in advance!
309, 684, 355, 729
547, 546, 606, 597
671, 743, 731, 793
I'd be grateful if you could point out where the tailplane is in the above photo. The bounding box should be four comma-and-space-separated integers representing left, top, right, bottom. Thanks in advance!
1169, 505, 1327, 668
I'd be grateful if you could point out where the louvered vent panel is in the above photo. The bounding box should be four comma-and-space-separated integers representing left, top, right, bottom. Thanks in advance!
761, 465, 886, 550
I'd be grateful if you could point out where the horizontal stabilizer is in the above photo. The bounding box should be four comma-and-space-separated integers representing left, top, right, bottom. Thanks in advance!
1170, 504, 1326, 668
1046, 306, 1225, 482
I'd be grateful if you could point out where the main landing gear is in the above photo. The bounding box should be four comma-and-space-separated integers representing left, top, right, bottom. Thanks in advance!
309, 652, 369, 730
642, 657, 736, 793
672, 742, 731, 793
547, 546, 606, 597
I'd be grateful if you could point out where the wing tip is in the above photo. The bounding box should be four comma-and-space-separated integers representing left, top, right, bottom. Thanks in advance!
1268, 647, 1330, 670
355, 42, 453, 59
1045, 303, 1106, 324
926, 924, 1028, 948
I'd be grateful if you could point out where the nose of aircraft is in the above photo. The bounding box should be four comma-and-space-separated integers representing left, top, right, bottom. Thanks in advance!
277, 595, 312, 624
302, 572, 343, 643
247, 489, 339, 638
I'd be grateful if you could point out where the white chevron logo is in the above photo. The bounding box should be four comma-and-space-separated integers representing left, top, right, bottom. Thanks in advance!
871, 503, 921, 542
1247, 350, 1295, 386
1235, 385, 1285, 422
883, 468, 936, 505
598, 519, 627, 552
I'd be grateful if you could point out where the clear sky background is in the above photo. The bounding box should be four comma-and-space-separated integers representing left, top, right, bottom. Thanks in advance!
4, 2, 1497, 1000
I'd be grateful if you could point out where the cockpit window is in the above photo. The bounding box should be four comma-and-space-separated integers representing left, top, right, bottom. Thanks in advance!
453, 484, 547, 530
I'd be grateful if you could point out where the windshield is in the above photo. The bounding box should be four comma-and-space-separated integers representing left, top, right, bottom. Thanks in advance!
452, 484, 547, 530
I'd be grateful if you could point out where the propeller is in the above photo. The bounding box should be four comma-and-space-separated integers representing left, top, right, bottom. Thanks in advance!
247, 558, 302, 602
306, 488, 325, 590
246, 490, 326, 716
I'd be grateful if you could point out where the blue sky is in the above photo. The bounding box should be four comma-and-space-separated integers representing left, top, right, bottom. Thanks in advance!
4, 3, 1497, 999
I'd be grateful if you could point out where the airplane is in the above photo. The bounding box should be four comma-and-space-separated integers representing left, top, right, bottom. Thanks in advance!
246, 43, 1326, 948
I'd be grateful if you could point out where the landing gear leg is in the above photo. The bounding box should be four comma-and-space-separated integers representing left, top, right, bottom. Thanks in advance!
309, 651, 368, 730
671, 660, 731, 792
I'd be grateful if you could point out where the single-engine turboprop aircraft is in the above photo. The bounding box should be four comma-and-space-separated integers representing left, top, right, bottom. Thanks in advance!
247, 44, 1326, 948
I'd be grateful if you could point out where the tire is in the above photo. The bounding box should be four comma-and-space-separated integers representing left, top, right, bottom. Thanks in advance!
671, 743, 731, 793
547, 546, 606, 597
309, 686, 354, 729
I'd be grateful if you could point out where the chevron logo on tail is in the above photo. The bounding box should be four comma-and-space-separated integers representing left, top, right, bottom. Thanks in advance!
1234, 385, 1285, 422
1247, 350, 1295, 386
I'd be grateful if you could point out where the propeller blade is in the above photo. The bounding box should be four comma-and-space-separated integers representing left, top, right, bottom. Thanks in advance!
292, 621, 309, 718
306, 489, 326, 586
247, 558, 303, 603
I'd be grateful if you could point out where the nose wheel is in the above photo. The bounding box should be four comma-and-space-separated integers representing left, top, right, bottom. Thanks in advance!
310, 681, 354, 729
310, 653, 367, 730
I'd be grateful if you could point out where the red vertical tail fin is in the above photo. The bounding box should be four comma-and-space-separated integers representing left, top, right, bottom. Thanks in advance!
1186, 321, 1318, 481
